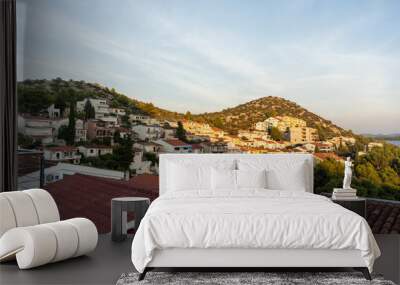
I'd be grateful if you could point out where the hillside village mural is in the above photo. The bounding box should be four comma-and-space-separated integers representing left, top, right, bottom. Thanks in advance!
17, 78, 400, 202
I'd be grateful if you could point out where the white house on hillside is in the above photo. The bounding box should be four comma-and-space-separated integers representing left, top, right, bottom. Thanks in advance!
130, 149, 152, 174
47, 104, 61, 119
76, 98, 110, 119
44, 146, 81, 164
78, 145, 113, 158
132, 124, 162, 141
155, 139, 192, 153
18, 115, 54, 144
109, 108, 126, 116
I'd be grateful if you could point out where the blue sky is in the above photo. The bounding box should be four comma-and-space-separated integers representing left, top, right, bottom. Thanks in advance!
17, 0, 400, 134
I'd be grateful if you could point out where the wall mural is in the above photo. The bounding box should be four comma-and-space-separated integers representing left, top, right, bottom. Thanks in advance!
16, 0, 400, 232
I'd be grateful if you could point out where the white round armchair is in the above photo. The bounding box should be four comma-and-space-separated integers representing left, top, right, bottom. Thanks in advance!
0, 189, 98, 269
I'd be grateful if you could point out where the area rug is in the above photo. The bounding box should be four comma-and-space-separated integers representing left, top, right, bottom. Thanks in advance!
116, 271, 395, 285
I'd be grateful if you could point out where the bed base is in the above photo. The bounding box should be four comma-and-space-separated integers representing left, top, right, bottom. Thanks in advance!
138, 267, 371, 281
138, 248, 372, 281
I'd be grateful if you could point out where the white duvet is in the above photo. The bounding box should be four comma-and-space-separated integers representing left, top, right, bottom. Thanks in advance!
131, 190, 380, 273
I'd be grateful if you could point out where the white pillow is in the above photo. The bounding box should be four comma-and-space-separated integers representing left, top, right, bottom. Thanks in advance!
238, 158, 309, 192
265, 162, 308, 191
167, 159, 236, 192
236, 169, 267, 189
211, 168, 237, 191
167, 163, 211, 191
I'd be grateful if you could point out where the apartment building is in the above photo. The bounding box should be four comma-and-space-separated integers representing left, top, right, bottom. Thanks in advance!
129, 114, 159, 125
238, 130, 270, 141
75, 119, 87, 142
202, 141, 228, 153
285, 127, 318, 144
255, 116, 306, 132
109, 108, 126, 116
18, 115, 54, 144
87, 120, 115, 141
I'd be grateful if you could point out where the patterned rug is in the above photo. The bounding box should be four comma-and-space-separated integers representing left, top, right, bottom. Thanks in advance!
116, 271, 395, 285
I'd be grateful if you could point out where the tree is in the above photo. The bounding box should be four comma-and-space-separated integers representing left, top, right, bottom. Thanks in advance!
18, 133, 34, 149
58, 125, 69, 141
113, 136, 133, 171
144, 152, 158, 166
176, 121, 187, 142
54, 93, 67, 115
265, 110, 277, 118
17, 85, 53, 114
212, 117, 224, 129
355, 162, 381, 185
121, 115, 131, 128
184, 111, 192, 120
316, 126, 327, 141
65, 102, 76, 145
84, 100, 96, 120
314, 158, 344, 194
113, 130, 121, 144
269, 127, 283, 141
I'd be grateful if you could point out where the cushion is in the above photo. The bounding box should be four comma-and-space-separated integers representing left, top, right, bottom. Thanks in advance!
266, 163, 307, 191
167, 163, 211, 191
238, 158, 309, 191
167, 159, 236, 192
236, 169, 267, 189
211, 168, 237, 191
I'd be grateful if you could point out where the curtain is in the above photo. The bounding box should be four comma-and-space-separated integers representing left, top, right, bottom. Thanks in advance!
0, 0, 17, 192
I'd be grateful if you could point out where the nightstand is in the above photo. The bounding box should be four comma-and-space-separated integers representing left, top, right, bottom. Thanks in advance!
111, 197, 150, 242
331, 197, 366, 218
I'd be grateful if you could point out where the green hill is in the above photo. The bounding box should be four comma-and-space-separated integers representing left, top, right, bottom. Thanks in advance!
17, 78, 179, 120
18, 78, 351, 139
192, 96, 351, 138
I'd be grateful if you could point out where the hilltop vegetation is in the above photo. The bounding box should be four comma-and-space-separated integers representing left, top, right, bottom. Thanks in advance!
190, 97, 350, 138
17, 78, 178, 119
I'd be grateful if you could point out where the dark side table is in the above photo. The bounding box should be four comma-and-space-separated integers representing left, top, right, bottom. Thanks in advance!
111, 197, 150, 242
332, 197, 366, 218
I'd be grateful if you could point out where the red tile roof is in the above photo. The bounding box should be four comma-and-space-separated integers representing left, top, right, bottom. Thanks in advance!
128, 174, 159, 193
191, 144, 203, 150
82, 145, 112, 149
367, 200, 400, 234
322, 192, 400, 235
45, 146, 78, 152
44, 174, 159, 234
164, 139, 190, 147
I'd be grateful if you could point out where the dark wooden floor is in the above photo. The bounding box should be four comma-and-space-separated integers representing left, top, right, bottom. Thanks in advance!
0, 234, 398, 285
0, 234, 134, 285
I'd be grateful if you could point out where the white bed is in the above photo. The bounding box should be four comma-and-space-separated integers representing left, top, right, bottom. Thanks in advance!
131, 154, 380, 280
